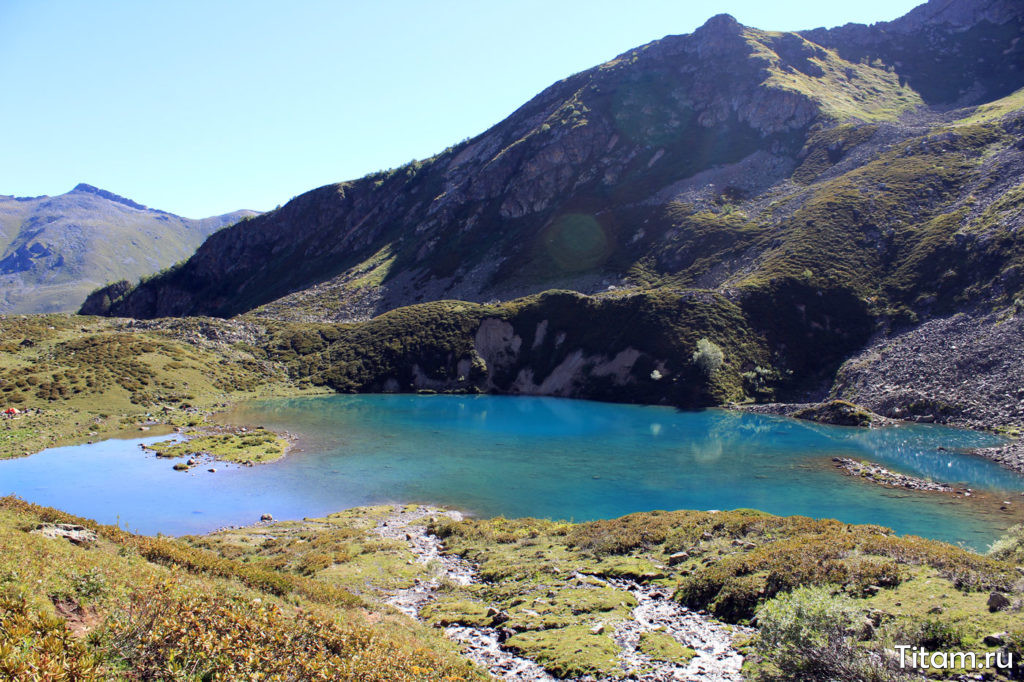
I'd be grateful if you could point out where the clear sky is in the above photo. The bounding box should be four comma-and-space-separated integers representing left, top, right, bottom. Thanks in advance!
1, 0, 922, 218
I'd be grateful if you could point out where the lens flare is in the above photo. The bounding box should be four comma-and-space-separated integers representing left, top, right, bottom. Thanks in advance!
541, 213, 611, 273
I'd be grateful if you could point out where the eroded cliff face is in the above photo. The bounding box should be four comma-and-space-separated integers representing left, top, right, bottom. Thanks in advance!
272, 290, 779, 407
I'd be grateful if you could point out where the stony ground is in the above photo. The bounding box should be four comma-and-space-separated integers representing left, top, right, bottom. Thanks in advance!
829, 309, 1024, 471
375, 505, 748, 682
831, 310, 1024, 430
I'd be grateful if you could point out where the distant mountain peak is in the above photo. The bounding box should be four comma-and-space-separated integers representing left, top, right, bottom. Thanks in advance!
697, 13, 742, 33
70, 183, 149, 211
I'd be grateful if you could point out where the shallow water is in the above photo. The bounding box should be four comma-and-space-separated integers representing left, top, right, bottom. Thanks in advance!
1, 395, 1019, 547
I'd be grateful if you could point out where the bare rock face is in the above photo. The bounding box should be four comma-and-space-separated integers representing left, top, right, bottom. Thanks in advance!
802, 0, 1024, 105
889, 0, 1022, 32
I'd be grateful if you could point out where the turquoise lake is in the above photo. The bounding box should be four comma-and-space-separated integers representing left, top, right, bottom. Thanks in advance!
1, 394, 1020, 547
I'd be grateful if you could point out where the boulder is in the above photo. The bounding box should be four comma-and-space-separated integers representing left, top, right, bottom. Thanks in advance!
987, 592, 1011, 612
667, 552, 690, 566
487, 607, 510, 625
983, 632, 1007, 646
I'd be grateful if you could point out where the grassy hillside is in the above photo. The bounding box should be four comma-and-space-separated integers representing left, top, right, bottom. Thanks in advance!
0, 315, 316, 460
0, 496, 481, 680
6, 494, 1021, 680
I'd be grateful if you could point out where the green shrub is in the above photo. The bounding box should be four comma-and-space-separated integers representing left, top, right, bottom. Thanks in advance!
989, 523, 1024, 564
890, 617, 963, 650
692, 337, 724, 375
754, 586, 904, 681
0, 596, 99, 679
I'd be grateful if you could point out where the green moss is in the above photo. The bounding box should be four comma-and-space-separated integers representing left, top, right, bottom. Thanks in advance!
791, 400, 875, 426
505, 587, 636, 631
421, 599, 494, 627
505, 625, 624, 678
188, 508, 434, 595
637, 630, 696, 664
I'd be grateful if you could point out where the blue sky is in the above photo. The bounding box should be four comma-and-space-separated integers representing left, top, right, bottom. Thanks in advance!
1, 0, 922, 218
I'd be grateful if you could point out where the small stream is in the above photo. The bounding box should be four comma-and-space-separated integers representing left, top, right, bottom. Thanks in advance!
376, 505, 748, 682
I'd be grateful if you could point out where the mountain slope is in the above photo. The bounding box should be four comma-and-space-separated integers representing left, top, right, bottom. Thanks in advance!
0, 184, 257, 314
93, 0, 1023, 325
86, 0, 1024, 406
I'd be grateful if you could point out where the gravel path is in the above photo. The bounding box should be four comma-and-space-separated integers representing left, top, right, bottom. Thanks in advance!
376, 505, 748, 681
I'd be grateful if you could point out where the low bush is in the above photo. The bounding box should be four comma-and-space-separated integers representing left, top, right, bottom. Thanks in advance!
754, 586, 907, 681
101, 582, 475, 681
0, 497, 361, 608
989, 523, 1024, 564
890, 617, 964, 650
0, 595, 99, 680
692, 337, 725, 375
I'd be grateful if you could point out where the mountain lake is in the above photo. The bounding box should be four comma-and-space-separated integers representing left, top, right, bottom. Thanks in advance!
2, 394, 1021, 548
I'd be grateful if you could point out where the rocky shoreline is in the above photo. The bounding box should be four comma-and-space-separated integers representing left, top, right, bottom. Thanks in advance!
736, 397, 1024, 476
830, 457, 965, 494
375, 505, 748, 681
828, 310, 1024, 471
